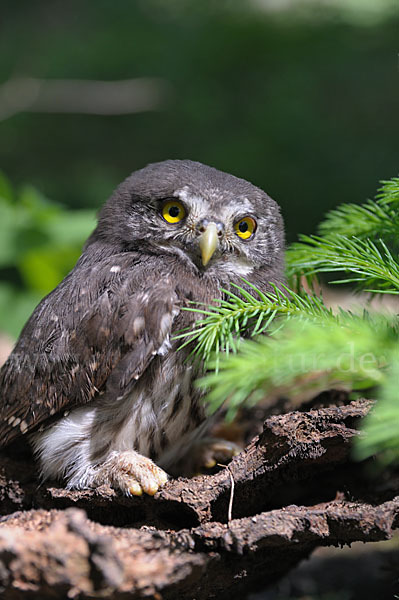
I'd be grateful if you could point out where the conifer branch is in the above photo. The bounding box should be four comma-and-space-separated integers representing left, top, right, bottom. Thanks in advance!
286, 235, 399, 293
174, 282, 335, 368
198, 312, 397, 419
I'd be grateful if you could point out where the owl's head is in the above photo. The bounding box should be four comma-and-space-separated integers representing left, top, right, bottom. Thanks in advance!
93, 160, 285, 281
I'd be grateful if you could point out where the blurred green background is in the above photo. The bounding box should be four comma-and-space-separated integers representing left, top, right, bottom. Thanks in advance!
0, 0, 398, 337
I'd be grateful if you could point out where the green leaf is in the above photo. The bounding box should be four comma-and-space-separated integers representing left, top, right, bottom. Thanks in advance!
18, 245, 82, 294
43, 210, 95, 246
0, 175, 96, 334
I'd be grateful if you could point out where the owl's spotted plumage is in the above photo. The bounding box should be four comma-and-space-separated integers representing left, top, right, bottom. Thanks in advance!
0, 160, 285, 495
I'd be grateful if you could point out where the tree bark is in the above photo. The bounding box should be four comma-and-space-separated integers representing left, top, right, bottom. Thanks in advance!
0, 399, 398, 599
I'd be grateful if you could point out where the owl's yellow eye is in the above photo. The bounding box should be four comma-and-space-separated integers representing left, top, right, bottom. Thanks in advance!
161, 200, 186, 224
234, 216, 257, 240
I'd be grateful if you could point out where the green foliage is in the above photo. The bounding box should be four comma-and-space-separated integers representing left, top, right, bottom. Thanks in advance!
201, 312, 396, 420
353, 353, 399, 464
175, 283, 335, 369
318, 177, 399, 237
0, 172, 95, 337
286, 177, 399, 290
287, 236, 399, 292
182, 175, 399, 463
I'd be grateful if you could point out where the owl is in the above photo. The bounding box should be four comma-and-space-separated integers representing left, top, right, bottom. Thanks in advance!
0, 160, 284, 496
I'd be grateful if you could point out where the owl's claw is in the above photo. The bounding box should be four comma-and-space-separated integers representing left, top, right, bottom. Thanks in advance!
131, 466, 168, 496
94, 450, 169, 496
128, 481, 143, 496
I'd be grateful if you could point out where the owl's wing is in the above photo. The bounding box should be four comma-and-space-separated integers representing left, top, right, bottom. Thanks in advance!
0, 253, 179, 447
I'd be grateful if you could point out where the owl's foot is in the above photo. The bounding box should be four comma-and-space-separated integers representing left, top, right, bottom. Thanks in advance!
173, 437, 242, 476
94, 450, 168, 496
198, 437, 241, 469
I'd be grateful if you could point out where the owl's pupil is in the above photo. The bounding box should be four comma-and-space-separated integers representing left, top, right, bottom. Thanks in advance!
239, 221, 248, 233
169, 206, 180, 218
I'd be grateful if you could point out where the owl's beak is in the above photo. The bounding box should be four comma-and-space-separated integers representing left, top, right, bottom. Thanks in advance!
199, 222, 219, 266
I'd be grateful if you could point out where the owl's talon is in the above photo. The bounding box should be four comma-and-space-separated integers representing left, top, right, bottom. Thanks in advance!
143, 481, 159, 496
129, 481, 143, 496
94, 450, 168, 497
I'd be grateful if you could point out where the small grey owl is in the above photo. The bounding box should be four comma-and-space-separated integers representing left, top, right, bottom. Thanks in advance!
0, 160, 284, 496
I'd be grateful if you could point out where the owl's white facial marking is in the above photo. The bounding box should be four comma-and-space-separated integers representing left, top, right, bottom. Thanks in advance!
234, 196, 255, 212
157, 187, 261, 274
211, 256, 254, 278
175, 186, 205, 205
175, 188, 209, 224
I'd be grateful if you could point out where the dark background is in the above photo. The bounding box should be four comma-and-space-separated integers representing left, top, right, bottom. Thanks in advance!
0, 0, 398, 336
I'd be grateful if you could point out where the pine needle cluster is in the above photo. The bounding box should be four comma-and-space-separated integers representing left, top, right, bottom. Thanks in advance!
179, 176, 399, 464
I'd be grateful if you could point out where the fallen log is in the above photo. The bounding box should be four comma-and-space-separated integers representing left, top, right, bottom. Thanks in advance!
0, 399, 397, 599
